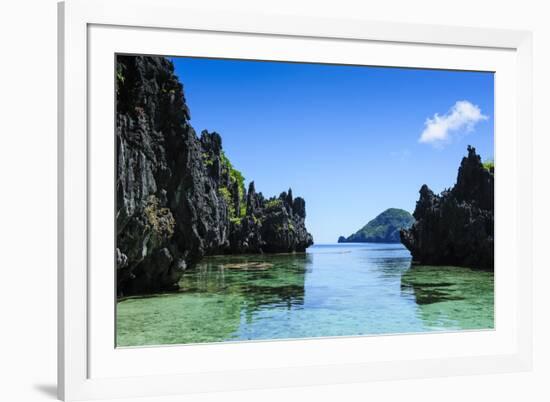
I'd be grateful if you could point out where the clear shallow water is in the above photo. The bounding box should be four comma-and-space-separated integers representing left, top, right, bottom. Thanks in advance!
116, 243, 494, 347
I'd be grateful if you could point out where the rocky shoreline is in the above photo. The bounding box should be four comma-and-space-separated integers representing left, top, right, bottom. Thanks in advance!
116, 56, 313, 296
400, 146, 494, 270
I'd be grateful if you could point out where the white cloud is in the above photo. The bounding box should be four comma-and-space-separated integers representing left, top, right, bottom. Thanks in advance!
419, 100, 488, 146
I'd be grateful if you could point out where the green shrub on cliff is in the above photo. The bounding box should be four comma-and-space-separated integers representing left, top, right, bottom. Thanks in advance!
265, 199, 282, 209
221, 151, 245, 198
229, 216, 242, 225
482, 159, 494, 172
143, 195, 175, 239
116, 64, 125, 84
218, 186, 236, 217
218, 151, 247, 219
202, 152, 215, 167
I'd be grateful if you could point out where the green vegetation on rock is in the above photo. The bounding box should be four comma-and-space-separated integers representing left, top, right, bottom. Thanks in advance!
265, 199, 283, 210
202, 152, 215, 167
482, 159, 494, 172
116, 64, 125, 84
218, 150, 247, 222
143, 195, 175, 239
338, 208, 414, 243
221, 151, 245, 201
218, 186, 232, 207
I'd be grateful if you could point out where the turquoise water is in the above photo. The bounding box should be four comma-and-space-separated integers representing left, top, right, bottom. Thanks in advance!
116, 243, 494, 347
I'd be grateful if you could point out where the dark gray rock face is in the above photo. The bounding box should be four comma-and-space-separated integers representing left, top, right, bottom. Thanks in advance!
116, 56, 313, 296
230, 187, 314, 254
400, 146, 494, 270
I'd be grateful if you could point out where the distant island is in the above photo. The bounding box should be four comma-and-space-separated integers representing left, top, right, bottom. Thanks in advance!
338, 208, 414, 243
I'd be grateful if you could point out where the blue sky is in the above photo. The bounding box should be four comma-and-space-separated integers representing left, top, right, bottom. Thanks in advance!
170, 57, 494, 243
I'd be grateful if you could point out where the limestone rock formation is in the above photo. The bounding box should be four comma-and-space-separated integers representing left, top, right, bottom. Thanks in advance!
400, 146, 494, 270
116, 55, 313, 296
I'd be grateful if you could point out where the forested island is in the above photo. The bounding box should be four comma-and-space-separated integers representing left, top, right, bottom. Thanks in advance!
338, 208, 414, 243
116, 56, 313, 296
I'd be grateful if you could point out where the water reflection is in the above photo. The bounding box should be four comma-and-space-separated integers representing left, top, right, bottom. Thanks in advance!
401, 281, 464, 305
183, 253, 311, 312
400, 265, 494, 330
117, 244, 494, 347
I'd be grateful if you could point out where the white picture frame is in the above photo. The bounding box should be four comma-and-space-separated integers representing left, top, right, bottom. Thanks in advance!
58, 0, 533, 400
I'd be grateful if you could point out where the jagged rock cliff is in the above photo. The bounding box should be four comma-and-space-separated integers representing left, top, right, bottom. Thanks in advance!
116, 55, 313, 296
400, 146, 494, 270
338, 208, 414, 243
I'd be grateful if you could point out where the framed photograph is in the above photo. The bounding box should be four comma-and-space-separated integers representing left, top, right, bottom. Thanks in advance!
58, 0, 533, 400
